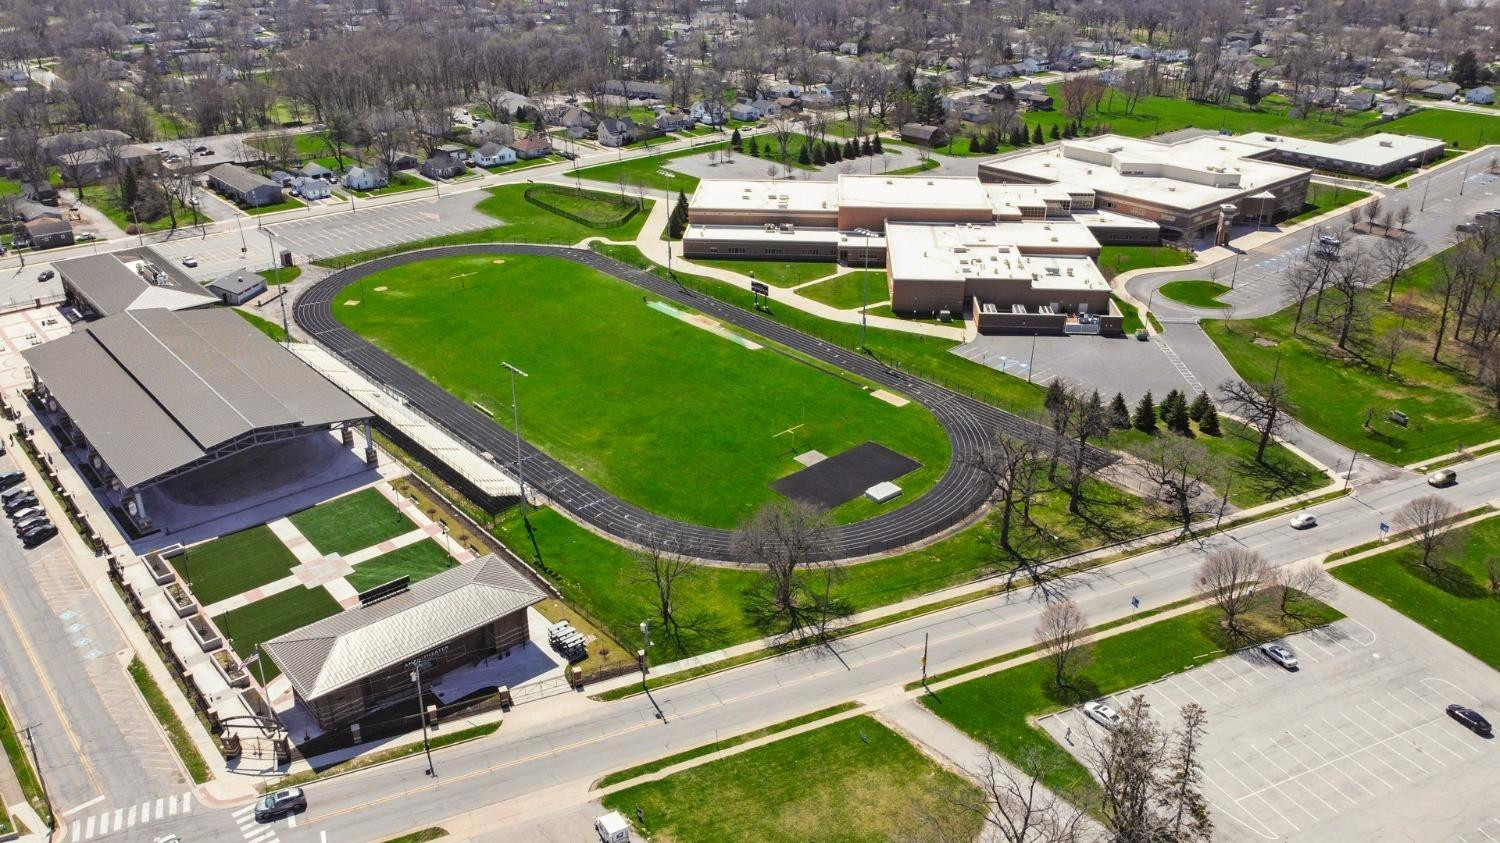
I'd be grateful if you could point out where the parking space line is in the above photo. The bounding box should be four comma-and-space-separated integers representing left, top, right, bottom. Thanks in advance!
1252, 743, 1339, 816
1268, 732, 1358, 806
1218, 656, 1260, 688
1350, 704, 1436, 775
1180, 670, 1221, 701
1296, 633, 1338, 659
1203, 664, 1240, 695
1320, 716, 1410, 783
1215, 759, 1299, 833
1233, 749, 1322, 822
1287, 729, 1375, 799
1368, 697, 1466, 763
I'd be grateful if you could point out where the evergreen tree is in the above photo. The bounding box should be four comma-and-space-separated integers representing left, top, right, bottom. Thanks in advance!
667, 190, 688, 238
861, 136, 874, 156
1010, 126, 1025, 146
1133, 391, 1158, 433
1167, 397, 1193, 435
1244, 69, 1264, 107
1159, 390, 1184, 422
1049, 124, 1062, 140
812, 143, 826, 166
1031, 124, 1044, 144
916, 84, 945, 124
1044, 378, 1068, 423
748, 137, 760, 156
120, 165, 139, 210
730, 127, 742, 149
848, 138, 860, 158
873, 135, 883, 153
1199, 405, 1222, 436
1188, 391, 1213, 423
798, 143, 811, 166
1454, 49, 1481, 88
1108, 392, 1131, 429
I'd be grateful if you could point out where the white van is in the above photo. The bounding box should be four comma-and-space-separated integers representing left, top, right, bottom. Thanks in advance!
595, 811, 630, 843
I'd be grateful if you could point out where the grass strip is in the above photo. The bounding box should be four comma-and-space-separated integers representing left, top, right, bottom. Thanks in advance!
0, 685, 49, 826
127, 657, 213, 784
379, 828, 447, 843
265, 722, 499, 791
596, 702, 861, 788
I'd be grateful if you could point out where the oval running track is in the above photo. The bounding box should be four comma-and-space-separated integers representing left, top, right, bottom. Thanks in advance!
294, 244, 1114, 562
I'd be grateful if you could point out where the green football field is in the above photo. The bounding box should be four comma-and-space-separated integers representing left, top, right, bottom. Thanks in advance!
335, 254, 949, 527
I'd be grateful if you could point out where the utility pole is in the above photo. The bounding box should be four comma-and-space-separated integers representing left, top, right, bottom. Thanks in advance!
409, 659, 435, 776
19, 725, 52, 833
501, 362, 531, 525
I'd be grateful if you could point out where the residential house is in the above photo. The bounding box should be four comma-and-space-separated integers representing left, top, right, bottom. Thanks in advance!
598, 117, 638, 147
692, 99, 728, 125
751, 97, 781, 117
1339, 91, 1376, 111
300, 161, 335, 181
419, 144, 468, 179
512, 133, 553, 159
0, 67, 27, 86
839, 41, 860, 56
22, 182, 58, 206
205, 268, 267, 305
656, 109, 695, 132
728, 102, 759, 122
471, 142, 516, 167
1422, 82, 1460, 99
774, 96, 801, 113
270, 169, 296, 186
900, 123, 949, 146
1016, 89, 1054, 110
292, 176, 331, 199
342, 166, 388, 190
985, 64, 1017, 79
472, 120, 517, 146
550, 106, 598, 138
961, 103, 991, 123
1468, 86, 1496, 104
19, 218, 74, 250
1359, 76, 1390, 91
1020, 57, 1050, 74
206, 163, 283, 207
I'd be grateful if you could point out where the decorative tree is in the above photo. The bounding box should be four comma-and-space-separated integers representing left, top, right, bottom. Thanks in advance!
1132, 391, 1158, 433
1108, 393, 1131, 429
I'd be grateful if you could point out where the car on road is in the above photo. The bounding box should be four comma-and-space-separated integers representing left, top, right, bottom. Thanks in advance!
1259, 642, 1299, 670
20, 523, 56, 547
181, 256, 198, 267
1083, 700, 1122, 729
1290, 512, 1317, 529
75, 231, 95, 241
1447, 704, 1493, 737
253, 788, 306, 822
36, 270, 54, 282
1427, 468, 1457, 487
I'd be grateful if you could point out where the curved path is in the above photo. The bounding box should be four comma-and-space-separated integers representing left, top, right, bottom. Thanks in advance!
295, 244, 1114, 561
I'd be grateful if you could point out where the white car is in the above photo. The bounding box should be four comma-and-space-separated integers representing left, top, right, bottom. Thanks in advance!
75, 231, 95, 241
1083, 700, 1122, 729
1259, 642, 1299, 670
1290, 512, 1317, 529
181, 256, 198, 267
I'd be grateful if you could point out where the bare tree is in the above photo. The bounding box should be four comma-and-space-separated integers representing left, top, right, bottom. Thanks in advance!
733, 501, 849, 643
1082, 695, 1211, 842
766, 115, 798, 160
967, 430, 1046, 554
1377, 231, 1423, 303
631, 535, 698, 651
1268, 561, 1337, 618
1067, 391, 1109, 516
1197, 547, 1268, 635
1282, 259, 1323, 335
1139, 438, 1216, 536
1375, 327, 1407, 377
1219, 378, 1294, 463
1393, 495, 1464, 577
1035, 599, 1093, 694
940, 749, 1091, 843
1160, 703, 1213, 843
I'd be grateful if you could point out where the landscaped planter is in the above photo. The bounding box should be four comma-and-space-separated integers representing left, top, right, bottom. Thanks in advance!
163, 582, 198, 619
213, 651, 250, 689
187, 614, 221, 653
144, 553, 176, 586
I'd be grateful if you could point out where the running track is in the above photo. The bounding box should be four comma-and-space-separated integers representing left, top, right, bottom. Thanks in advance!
294, 244, 1114, 561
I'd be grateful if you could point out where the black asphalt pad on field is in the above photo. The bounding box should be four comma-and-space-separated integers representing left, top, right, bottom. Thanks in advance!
770, 442, 921, 510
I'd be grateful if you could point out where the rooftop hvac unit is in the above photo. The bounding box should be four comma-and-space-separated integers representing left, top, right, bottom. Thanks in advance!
1379, 140, 1393, 147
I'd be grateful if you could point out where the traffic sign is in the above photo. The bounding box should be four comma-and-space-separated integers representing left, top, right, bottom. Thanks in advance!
750, 281, 769, 296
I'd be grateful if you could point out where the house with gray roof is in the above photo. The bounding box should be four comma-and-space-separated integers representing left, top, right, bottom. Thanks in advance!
206, 162, 283, 207
263, 554, 545, 727
205, 268, 267, 304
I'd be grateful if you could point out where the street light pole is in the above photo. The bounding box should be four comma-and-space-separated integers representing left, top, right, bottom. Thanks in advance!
409, 660, 435, 776
1027, 332, 1037, 383
1420, 175, 1432, 212
1230, 253, 1241, 289
501, 362, 531, 524
639, 619, 650, 680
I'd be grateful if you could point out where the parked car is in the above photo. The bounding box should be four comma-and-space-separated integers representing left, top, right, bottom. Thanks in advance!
20, 523, 56, 547
1083, 700, 1122, 729
1259, 642, 1299, 670
12, 514, 49, 534
75, 231, 95, 241
0, 470, 24, 490
9, 506, 42, 526
253, 788, 306, 822
181, 256, 198, 267
36, 270, 54, 282
1427, 469, 1457, 487
1, 486, 31, 506
596, 811, 631, 843
1447, 704, 1493, 737
3, 494, 37, 515
1290, 512, 1317, 529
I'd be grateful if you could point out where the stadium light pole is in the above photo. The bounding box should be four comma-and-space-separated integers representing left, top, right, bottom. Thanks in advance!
501, 361, 531, 524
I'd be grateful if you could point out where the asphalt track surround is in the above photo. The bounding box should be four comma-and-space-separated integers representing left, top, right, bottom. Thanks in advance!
295, 244, 1114, 561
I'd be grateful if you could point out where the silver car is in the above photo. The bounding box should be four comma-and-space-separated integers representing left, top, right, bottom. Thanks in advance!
1083, 700, 1122, 729
1259, 642, 1299, 670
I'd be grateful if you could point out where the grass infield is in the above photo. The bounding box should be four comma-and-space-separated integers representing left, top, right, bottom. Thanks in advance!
347, 539, 457, 593
289, 488, 413, 557
601, 715, 982, 843
172, 525, 301, 605
337, 254, 949, 527
214, 585, 342, 681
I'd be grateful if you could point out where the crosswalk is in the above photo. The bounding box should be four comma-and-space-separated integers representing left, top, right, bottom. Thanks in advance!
232, 801, 283, 843
66, 792, 193, 840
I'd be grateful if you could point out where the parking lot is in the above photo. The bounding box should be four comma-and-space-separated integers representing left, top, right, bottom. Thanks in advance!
1039, 618, 1500, 841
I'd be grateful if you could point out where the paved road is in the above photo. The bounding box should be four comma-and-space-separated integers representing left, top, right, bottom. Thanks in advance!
131, 443, 1500, 843
294, 243, 1113, 561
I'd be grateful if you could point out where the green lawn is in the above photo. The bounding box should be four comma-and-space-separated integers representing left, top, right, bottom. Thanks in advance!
318, 185, 653, 269
80, 187, 188, 234
796, 271, 887, 309
1104, 418, 1326, 508
346, 539, 457, 592
1098, 245, 1192, 280
1376, 108, 1500, 150
592, 243, 1048, 417
245, 196, 307, 216
524, 185, 641, 228
248, 130, 331, 159
602, 715, 981, 843
1159, 279, 1231, 308
257, 265, 302, 285
925, 598, 1344, 809
0, 682, 50, 825
864, 303, 953, 326
1287, 184, 1368, 223
356, 172, 432, 198
887, 158, 943, 175
689, 259, 837, 287
573, 141, 728, 192
338, 254, 948, 528
1112, 294, 1145, 333
1334, 516, 1500, 669
173, 526, 300, 605
236, 310, 289, 343
289, 487, 414, 557
1033, 88, 1387, 142
214, 585, 343, 681
1203, 248, 1500, 463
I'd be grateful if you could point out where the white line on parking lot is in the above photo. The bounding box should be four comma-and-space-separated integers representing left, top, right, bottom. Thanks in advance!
1286, 730, 1373, 800
1213, 758, 1294, 835
1253, 743, 1340, 816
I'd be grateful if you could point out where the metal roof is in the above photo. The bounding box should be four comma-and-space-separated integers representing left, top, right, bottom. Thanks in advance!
206, 269, 265, 296
22, 307, 367, 489
56, 254, 216, 317
207, 162, 277, 194
263, 555, 546, 701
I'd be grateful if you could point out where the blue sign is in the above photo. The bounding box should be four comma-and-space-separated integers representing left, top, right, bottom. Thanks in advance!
1131, 596, 1140, 609
1379, 522, 1390, 534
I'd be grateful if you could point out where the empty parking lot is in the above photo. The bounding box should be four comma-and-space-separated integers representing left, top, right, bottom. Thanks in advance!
1039, 617, 1500, 841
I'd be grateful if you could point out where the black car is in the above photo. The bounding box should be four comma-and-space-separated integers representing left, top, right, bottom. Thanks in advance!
3, 494, 37, 514
1447, 704, 1493, 736
20, 523, 56, 547
36, 270, 55, 282
253, 788, 306, 822
0, 470, 23, 491
12, 514, 48, 534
